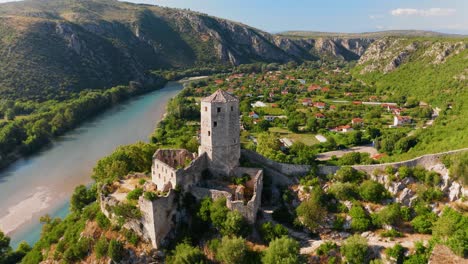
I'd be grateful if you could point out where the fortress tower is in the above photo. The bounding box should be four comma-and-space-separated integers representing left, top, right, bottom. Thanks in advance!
199, 89, 240, 176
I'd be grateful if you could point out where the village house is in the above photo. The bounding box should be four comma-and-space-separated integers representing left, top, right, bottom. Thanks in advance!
264, 115, 277, 122
251, 101, 266, 108
352, 118, 364, 126
332, 125, 354, 133
393, 115, 412, 126
315, 113, 326, 119
302, 98, 312, 106
249, 112, 259, 119
314, 102, 326, 109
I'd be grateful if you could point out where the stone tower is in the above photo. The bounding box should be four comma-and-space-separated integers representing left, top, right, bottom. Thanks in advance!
199, 89, 240, 176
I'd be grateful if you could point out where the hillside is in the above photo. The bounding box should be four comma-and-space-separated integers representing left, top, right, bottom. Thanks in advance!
0, 0, 373, 100
353, 37, 468, 159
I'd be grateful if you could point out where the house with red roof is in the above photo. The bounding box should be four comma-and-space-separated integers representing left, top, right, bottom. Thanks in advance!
314, 102, 326, 109
352, 118, 364, 125
315, 113, 326, 119
302, 98, 312, 106
393, 115, 412, 126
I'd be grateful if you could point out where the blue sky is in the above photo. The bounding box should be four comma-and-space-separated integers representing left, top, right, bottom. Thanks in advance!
0, 0, 466, 34
129, 0, 468, 34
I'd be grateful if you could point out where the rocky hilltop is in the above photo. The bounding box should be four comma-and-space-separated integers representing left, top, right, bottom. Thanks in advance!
0, 0, 374, 98
357, 37, 467, 74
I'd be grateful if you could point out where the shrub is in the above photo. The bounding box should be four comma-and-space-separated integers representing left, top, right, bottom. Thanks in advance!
316, 241, 338, 256
95, 237, 108, 259
398, 166, 412, 179
385, 244, 405, 263
296, 192, 327, 232
143, 191, 158, 201
70, 185, 96, 212
138, 178, 146, 185
328, 182, 358, 200
349, 203, 372, 232
432, 207, 468, 257
216, 236, 247, 264
411, 213, 437, 234
374, 203, 402, 226
96, 212, 111, 230
112, 203, 142, 219
262, 236, 300, 264
124, 229, 139, 246
221, 211, 250, 237
166, 243, 206, 264
340, 234, 369, 264
334, 167, 365, 183
358, 180, 387, 203
126, 187, 144, 200
260, 222, 288, 243
108, 239, 124, 262
210, 198, 229, 229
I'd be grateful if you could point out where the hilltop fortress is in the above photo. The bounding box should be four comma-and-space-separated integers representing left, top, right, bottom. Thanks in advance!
100, 90, 263, 249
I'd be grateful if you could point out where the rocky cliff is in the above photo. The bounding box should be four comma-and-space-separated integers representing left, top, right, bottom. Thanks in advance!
0, 0, 374, 99
357, 37, 467, 74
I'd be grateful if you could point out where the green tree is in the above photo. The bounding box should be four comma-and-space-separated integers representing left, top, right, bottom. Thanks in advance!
216, 236, 247, 264
262, 236, 300, 264
341, 234, 369, 264
260, 222, 288, 243
167, 243, 206, 264
296, 188, 327, 232
358, 180, 387, 203
70, 185, 96, 212
221, 211, 250, 237
349, 203, 372, 232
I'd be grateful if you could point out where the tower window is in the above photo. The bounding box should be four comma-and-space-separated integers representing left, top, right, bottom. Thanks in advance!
217, 107, 221, 113
208, 131, 211, 136
213, 121, 217, 127
205, 107, 207, 111
231, 106, 234, 111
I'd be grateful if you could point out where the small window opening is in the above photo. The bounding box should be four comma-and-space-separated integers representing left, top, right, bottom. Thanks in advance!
205, 107, 208, 111
213, 121, 217, 127
217, 107, 221, 113
208, 131, 211, 136
231, 106, 234, 111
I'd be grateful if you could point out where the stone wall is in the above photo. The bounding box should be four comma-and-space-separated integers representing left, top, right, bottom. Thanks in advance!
190, 167, 263, 223
139, 191, 178, 249
100, 184, 178, 249
177, 153, 208, 190
241, 149, 310, 185
318, 148, 468, 175
152, 149, 206, 192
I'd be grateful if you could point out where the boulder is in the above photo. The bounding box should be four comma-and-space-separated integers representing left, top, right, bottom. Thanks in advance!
448, 182, 462, 201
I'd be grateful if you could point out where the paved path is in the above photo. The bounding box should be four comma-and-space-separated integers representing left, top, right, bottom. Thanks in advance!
316, 145, 378, 161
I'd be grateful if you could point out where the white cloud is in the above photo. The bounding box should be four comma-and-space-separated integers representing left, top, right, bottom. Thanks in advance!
391, 8, 456, 17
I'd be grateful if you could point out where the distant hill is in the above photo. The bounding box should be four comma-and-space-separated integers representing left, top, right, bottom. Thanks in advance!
278, 30, 466, 39
0, 0, 373, 99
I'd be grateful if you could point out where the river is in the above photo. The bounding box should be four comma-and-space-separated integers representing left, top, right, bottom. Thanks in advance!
0, 81, 183, 248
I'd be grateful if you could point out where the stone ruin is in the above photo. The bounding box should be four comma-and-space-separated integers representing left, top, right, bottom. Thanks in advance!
100, 89, 263, 249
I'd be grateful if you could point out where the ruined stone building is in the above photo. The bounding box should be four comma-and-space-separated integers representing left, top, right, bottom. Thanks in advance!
100, 90, 263, 249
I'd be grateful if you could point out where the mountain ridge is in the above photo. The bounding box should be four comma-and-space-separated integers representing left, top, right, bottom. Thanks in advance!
0, 0, 372, 99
